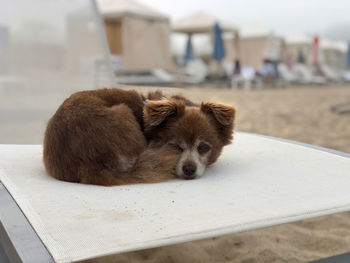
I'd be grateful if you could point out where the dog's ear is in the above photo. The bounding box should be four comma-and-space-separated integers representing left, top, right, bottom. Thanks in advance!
201, 102, 235, 126
201, 102, 235, 145
144, 99, 185, 127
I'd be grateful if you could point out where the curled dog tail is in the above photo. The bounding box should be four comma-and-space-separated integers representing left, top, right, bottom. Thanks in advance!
79, 146, 179, 186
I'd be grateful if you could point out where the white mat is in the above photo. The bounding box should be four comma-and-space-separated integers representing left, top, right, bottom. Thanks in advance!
1, 132, 350, 263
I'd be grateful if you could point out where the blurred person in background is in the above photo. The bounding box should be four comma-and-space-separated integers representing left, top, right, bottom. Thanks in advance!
297, 50, 306, 64
258, 58, 276, 83
231, 59, 242, 89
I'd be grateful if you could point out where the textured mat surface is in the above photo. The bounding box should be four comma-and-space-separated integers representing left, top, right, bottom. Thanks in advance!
1, 132, 350, 263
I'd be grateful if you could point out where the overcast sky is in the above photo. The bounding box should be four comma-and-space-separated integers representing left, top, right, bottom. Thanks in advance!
141, 0, 350, 39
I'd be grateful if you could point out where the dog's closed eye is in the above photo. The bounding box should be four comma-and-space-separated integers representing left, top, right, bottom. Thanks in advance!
197, 142, 211, 155
169, 143, 184, 153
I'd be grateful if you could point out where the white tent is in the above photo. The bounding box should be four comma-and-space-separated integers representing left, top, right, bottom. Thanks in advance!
172, 11, 239, 59
172, 11, 238, 34
172, 11, 240, 75
283, 35, 348, 80
320, 39, 348, 71
97, 0, 173, 72
239, 23, 283, 70
283, 33, 312, 66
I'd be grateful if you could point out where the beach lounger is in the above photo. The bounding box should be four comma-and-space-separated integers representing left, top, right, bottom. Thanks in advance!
278, 63, 299, 84
342, 71, 350, 82
223, 61, 259, 90
292, 63, 327, 85
185, 58, 209, 83
319, 64, 341, 81
1, 1, 350, 262
1, 133, 350, 262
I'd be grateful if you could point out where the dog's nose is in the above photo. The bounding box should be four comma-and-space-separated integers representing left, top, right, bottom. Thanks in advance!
182, 164, 196, 179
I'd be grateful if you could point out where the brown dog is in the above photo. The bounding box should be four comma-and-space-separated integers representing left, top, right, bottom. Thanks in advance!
43, 88, 235, 186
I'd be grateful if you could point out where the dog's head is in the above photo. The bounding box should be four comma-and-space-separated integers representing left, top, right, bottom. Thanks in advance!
144, 98, 235, 180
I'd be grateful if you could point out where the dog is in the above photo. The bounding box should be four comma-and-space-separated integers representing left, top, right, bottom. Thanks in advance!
43, 88, 235, 186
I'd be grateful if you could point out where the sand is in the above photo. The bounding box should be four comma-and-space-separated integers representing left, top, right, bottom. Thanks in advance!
84, 84, 350, 263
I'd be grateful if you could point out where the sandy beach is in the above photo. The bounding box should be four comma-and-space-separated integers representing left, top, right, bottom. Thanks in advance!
84, 84, 350, 263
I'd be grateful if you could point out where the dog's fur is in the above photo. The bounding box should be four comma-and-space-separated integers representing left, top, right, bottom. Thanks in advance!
43, 88, 235, 186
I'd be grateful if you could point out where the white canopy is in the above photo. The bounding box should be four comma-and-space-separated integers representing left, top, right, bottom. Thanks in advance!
285, 33, 311, 45
283, 33, 313, 66
240, 23, 272, 38
319, 39, 348, 71
172, 11, 238, 34
97, 0, 168, 21
333, 41, 348, 53
238, 24, 282, 68
320, 39, 348, 53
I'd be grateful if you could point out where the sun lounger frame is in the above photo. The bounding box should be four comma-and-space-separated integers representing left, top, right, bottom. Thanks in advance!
0, 183, 54, 263
1, 133, 349, 263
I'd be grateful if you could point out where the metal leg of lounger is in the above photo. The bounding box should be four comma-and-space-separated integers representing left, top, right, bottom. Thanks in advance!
309, 252, 350, 263
0, 243, 10, 263
0, 182, 54, 263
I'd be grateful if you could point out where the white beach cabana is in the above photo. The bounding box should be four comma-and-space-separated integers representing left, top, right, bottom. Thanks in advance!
284, 35, 348, 72
97, 0, 173, 72
172, 11, 240, 63
239, 23, 284, 70
283, 33, 312, 66
172, 11, 238, 35
320, 39, 348, 71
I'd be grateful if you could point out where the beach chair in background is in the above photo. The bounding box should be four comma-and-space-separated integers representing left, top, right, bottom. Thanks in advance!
115, 68, 175, 86
223, 61, 260, 90
292, 63, 327, 85
318, 64, 342, 81
223, 61, 245, 89
1, 1, 350, 263
342, 71, 350, 82
185, 58, 210, 83
278, 63, 299, 84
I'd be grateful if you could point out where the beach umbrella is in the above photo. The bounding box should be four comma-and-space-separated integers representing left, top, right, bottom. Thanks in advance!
347, 42, 350, 68
184, 35, 194, 63
312, 35, 319, 65
212, 22, 225, 61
